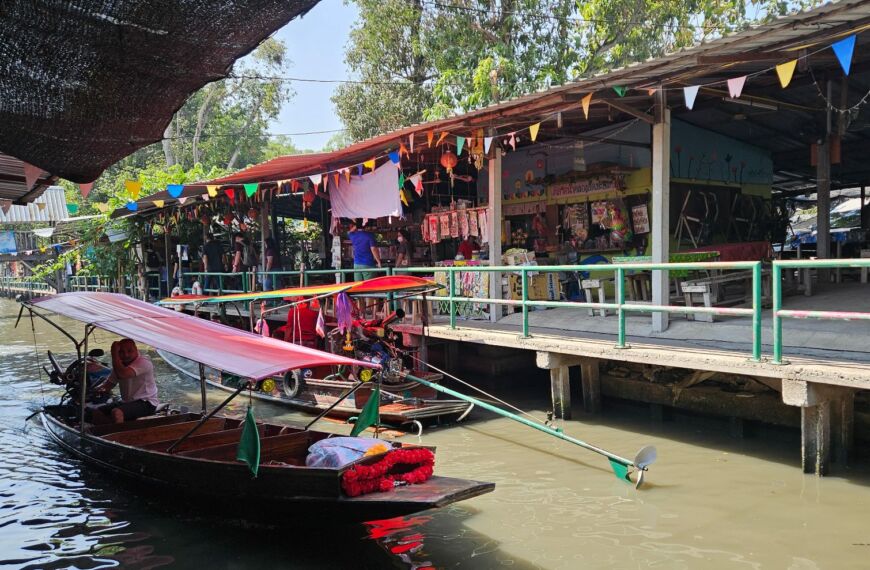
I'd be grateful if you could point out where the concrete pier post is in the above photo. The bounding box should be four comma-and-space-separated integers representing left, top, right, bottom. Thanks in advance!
782, 379, 854, 475
536, 352, 583, 420
579, 358, 601, 414
651, 91, 671, 333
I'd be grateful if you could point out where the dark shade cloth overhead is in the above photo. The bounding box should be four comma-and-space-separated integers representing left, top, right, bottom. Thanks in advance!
0, 152, 57, 204
0, 0, 319, 184
29, 292, 371, 380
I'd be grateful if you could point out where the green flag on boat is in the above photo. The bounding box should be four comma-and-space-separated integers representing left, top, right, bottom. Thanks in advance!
350, 385, 380, 437
236, 405, 260, 477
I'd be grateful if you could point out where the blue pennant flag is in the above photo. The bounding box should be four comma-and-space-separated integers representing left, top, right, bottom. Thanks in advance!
125, 201, 138, 211
388, 150, 400, 164
167, 184, 184, 198
832, 35, 856, 75
357, 164, 363, 177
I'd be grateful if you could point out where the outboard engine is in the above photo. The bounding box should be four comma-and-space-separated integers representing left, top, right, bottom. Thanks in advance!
45, 349, 114, 407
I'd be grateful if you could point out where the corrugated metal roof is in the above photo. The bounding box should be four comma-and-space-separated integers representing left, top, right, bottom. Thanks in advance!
0, 186, 69, 224
0, 152, 57, 204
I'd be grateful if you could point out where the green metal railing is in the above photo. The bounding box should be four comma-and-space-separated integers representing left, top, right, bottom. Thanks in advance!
66, 275, 116, 292
0, 276, 55, 294
395, 262, 764, 362
771, 258, 870, 364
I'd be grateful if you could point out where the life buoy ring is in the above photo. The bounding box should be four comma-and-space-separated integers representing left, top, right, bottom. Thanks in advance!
282, 370, 304, 399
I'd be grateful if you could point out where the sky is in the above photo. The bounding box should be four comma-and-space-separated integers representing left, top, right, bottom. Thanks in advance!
269, 0, 359, 151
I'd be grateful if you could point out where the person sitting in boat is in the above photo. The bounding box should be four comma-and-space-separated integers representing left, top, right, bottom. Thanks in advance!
282, 297, 319, 349
90, 338, 159, 424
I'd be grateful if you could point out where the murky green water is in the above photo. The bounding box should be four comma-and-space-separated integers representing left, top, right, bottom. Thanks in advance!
2, 297, 870, 569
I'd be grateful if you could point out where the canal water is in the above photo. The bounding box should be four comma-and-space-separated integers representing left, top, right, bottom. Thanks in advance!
2, 297, 870, 569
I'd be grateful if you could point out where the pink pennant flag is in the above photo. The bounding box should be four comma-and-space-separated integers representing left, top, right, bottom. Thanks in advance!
79, 182, 94, 198
23, 163, 42, 190
309, 173, 323, 188
727, 76, 747, 98
508, 133, 516, 151
0, 199, 11, 214
178, 197, 189, 205
409, 133, 414, 153
201, 193, 210, 201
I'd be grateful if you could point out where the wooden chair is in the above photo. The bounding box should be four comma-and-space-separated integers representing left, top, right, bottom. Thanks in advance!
581, 277, 613, 316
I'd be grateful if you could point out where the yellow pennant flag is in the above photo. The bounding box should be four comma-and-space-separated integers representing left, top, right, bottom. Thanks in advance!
94, 203, 109, 213
363, 159, 376, 171
581, 93, 593, 120
206, 185, 219, 197
36, 203, 46, 211
344, 168, 351, 183
153, 199, 165, 208
529, 123, 540, 142
125, 180, 142, 199
776, 60, 798, 88
400, 188, 409, 206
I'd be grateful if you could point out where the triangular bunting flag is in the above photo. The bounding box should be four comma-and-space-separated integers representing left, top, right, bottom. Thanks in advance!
67, 203, 78, 215
125, 180, 142, 199
79, 182, 94, 199
426, 131, 434, 148
350, 385, 380, 436
581, 93, 593, 119
647, 88, 657, 96
456, 136, 465, 156
37, 202, 46, 211
344, 168, 351, 183
244, 183, 258, 197
683, 85, 700, 110
399, 142, 409, 158
508, 133, 516, 151
178, 197, 189, 205
201, 194, 210, 201
357, 164, 364, 176
528, 123, 540, 142
727, 76, 747, 98
388, 150, 400, 165
613, 86, 627, 97
400, 188, 409, 207
291, 179, 300, 193
315, 308, 326, 338
207, 185, 219, 198
832, 35, 856, 75
125, 201, 138, 212
0, 199, 12, 214
409, 133, 415, 153
23, 163, 42, 190
776, 60, 798, 88
153, 199, 165, 208
333, 172, 340, 189
226, 188, 235, 204
363, 159, 376, 171
94, 203, 108, 213
409, 174, 423, 196
436, 132, 448, 146
167, 184, 184, 198
308, 174, 322, 189
484, 137, 493, 154
398, 172, 405, 189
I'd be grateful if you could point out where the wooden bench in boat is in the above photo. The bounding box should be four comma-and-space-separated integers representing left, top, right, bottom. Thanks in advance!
100, 418, 235, 446
89, 412, 202, 436
178, 430, 331, 465
141, 423, 286, 453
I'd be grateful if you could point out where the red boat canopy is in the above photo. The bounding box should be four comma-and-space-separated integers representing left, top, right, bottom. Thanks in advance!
29, 292, 372, 380
159, 275, 439, 306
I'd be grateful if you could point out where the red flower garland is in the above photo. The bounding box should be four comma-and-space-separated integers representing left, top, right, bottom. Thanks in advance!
342, 447, 435, 497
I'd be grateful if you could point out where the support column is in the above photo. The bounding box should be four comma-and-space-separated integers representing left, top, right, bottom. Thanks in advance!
536, 352, 582, 420
782, 379, 853, 475
817, 80, 833, 284
651, 90, 671, 332
579, 358, 601, 413
488, 148, 503, 322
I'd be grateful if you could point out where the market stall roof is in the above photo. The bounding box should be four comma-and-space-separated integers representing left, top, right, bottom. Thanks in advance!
0, 153, 58, 205
0, 186, 68, 224
0, 0, 319, 185
118, 0, 870, 218
29, 292, 372, 380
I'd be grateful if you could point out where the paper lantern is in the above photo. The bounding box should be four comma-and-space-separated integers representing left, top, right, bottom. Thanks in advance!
440, 150, 458, 173
302, 189, 316, 205
223, 213, 235, 226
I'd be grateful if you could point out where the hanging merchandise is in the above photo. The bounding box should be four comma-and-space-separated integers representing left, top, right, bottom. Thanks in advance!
469, 210, 479, 237
449, 211, 459, 238
459, 210, 470, 239
439, 213, 450, 238
428, 215, 440, 243
478, 209, 488, 244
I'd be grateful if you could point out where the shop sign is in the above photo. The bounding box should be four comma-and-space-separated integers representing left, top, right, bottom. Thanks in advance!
503, 201, 546, 216
549, 175, 622, 199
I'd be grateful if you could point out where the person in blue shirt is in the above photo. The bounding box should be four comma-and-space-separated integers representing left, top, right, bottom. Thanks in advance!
348, 219, 381, 281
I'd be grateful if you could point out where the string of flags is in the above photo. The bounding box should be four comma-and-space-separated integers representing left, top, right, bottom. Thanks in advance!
76, 32, 861, 215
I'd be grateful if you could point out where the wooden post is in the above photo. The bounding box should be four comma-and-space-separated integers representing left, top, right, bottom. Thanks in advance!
651, 89, 671, 332
488, 147, 503, 322
817, 80, 832, 284
579, 358, 601, 413
550, 366, 571, 420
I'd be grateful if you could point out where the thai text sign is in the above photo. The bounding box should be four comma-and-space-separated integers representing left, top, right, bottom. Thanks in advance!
548, 176, 620, 199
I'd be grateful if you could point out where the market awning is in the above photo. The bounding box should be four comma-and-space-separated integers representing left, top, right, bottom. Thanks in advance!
0, 0, 319, 184
29, 292, 372, 379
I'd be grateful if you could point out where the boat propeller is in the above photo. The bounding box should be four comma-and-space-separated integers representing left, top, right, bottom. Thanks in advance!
608, 445, 657, 489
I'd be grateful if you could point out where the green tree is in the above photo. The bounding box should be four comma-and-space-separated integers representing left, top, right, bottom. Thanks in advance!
335, 0, 824, 141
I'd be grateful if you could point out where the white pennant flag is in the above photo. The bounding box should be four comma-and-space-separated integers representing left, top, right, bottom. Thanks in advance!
484, 137, 493, 154
683, 85, 700, 110
727, 76, 747, 98
178, 196, 189, 205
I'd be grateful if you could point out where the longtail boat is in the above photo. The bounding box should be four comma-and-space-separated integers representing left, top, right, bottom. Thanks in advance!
159, 276, 473, 429
21, 292, 494, 522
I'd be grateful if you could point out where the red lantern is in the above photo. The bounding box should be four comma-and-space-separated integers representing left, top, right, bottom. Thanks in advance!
440, 150, 458, 173
302, 189, 316, 205
223, 213, 234, 226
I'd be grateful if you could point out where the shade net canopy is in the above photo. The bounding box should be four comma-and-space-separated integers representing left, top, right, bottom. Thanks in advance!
159, 275, 439, 305
30, 292, 371, 380
0, 0, 318, 183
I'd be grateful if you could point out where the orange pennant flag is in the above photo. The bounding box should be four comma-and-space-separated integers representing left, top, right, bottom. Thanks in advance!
344, 168, 351, 183
399, 142, 409, 158
776, 60, 797, 88
363, 159, 376, 171
333, 172, 340, 188
436, 132, 448, 146
529, 123, 540, 142
647, 88, 657, 96
581, 93, 593, 120
427, 130, 434, 148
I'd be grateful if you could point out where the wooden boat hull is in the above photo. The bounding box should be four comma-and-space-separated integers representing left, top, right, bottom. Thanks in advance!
40, 411, 494, 523
157, 349, 472, 428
